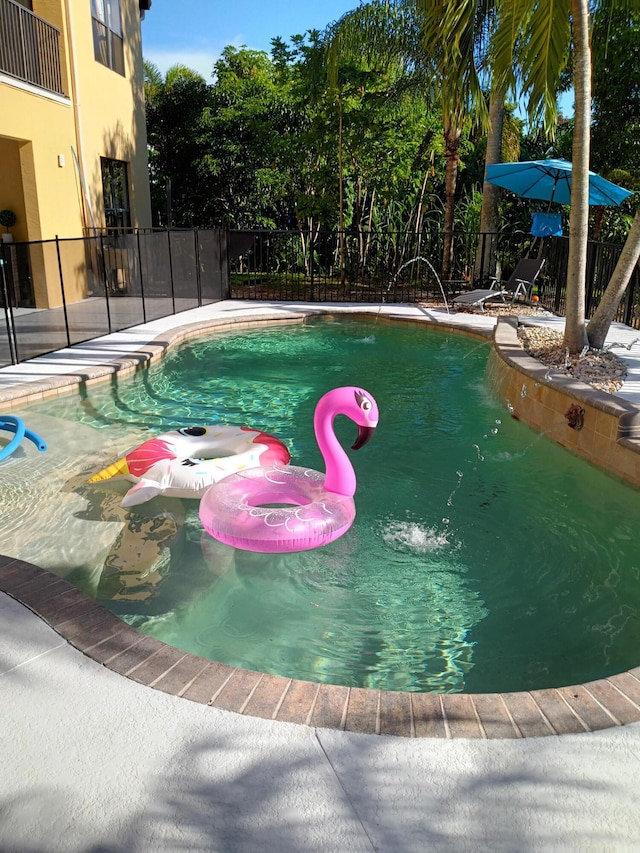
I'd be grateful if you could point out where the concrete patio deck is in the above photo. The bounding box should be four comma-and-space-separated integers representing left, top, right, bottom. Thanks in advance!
2, 589, 640, 851
3, 301, 640, 851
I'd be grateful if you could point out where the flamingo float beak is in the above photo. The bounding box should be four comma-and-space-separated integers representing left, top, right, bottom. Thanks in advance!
351, 424, 376, 450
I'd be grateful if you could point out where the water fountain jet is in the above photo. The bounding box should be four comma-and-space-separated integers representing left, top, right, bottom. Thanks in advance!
387, 257, 450, 313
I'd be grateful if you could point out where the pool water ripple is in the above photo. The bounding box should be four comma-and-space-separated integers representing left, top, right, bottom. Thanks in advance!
3, 317, 640, 694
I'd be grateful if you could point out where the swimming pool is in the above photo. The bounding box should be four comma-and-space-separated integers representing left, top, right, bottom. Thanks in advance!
3, 316, 640, 694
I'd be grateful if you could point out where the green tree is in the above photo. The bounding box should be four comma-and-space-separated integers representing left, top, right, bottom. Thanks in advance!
590, 3, 640, 178
205, 46, 305, 228
144, 62, 211, 226
324, 8, 434, 200
144, 47, 313, 229
586, 4, 639, 245
577, 2, 640, 348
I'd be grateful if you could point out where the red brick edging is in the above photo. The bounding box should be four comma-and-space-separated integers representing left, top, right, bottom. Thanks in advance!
3, 553, 640, 739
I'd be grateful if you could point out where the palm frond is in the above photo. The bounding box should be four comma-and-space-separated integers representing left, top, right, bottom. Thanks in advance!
518, 0, 572, 133
325, 1, 423, 88
413, 0, 491, 128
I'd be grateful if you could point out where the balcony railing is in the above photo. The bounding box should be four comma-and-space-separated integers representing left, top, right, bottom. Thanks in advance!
0, 0, 64, 96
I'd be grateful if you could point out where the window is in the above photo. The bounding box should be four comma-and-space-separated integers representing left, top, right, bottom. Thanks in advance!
101, 158, 131, 230
91, 0, 124, 75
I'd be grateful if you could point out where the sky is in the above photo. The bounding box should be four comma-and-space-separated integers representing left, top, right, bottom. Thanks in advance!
140, 0, 573, 117
141, 0, 358, 80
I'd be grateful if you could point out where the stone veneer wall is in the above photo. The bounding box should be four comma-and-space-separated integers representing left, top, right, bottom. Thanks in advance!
489, 317, 640, 487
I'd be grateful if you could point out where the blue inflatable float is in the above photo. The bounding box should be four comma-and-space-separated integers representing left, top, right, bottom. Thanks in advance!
0, 416, 47, 462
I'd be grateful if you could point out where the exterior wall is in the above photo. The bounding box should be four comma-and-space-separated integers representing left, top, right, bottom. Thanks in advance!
0, 85, 81, 242
66, 0, 151, 231
488, 317, 640, 487
0, 0, 152, 307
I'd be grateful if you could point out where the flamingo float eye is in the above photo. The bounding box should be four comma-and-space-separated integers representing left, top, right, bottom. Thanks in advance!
354, 390, 372, 412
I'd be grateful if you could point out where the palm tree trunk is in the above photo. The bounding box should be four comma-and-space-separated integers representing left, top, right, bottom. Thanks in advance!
475, 88, 505, 285
587, 210, 640, 349
442, 117, 461, 283
563, 0, 591, 353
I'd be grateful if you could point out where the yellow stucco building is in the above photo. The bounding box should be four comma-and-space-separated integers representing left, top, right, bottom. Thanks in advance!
0, 0, 152, 307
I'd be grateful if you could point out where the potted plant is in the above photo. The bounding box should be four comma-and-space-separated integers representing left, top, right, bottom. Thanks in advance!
0, 209, 16, 242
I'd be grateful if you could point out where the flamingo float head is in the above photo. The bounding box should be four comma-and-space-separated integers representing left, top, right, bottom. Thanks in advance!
314, 386, 379, 497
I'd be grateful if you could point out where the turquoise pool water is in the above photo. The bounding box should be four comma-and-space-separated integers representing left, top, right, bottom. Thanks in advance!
4, 316, 640, 693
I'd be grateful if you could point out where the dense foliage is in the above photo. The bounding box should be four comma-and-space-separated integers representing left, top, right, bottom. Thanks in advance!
145, 37, 445, 235
143, 6, 638, 246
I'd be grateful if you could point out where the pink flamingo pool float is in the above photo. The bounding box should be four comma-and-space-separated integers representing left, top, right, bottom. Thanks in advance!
199, 386, 379, 553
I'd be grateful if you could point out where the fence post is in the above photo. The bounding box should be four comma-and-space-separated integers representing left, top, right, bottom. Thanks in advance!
585, 243, 598, 317
623, 265, 637, 327
222, 227, 230, 300
553, 238, 567, 315
167, 229, 176, 314
309, 230, 315, 302
55, 235, 71, 348
99, 234, 113, 334
477, 233, 488, 286
136, 230, 147, 324
0, 243, 17, 364
194, 228, 202, 306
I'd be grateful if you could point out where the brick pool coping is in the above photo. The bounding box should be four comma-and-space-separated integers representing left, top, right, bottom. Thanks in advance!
3, 308, 640, 739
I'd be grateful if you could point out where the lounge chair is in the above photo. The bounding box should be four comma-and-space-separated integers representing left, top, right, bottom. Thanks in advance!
452, 257, 546, 311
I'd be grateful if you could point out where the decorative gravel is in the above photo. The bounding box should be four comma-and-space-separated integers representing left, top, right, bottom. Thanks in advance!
517, 325, 628, 393
431, 299, 628, 394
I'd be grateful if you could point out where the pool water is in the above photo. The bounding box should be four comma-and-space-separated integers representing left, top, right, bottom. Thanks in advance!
3, 317, 640, 693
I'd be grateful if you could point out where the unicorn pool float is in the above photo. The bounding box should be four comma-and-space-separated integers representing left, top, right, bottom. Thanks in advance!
199, 386, 379, 553
0, 415, 47, 463
89, 425, 290, 507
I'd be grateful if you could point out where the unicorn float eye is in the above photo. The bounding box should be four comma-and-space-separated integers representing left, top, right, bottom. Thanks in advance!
178, 427, 207, 437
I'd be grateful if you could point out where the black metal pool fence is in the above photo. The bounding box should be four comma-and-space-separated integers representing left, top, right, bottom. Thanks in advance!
1, 227, 638, 367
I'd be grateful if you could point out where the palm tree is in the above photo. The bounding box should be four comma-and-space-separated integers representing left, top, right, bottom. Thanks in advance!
407, 0, 492, 282
584, 4, 640, 348
564, 0, 591, 351
490, 0, 639, 353
326, 0, 638, 340
475, 89, 507, 284
325, 0, 493, 283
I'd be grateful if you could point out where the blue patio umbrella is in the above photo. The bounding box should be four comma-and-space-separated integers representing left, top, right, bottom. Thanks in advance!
485, 158, 633, 207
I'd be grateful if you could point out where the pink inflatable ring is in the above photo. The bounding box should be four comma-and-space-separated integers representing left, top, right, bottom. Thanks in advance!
199, 387, 379, 553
